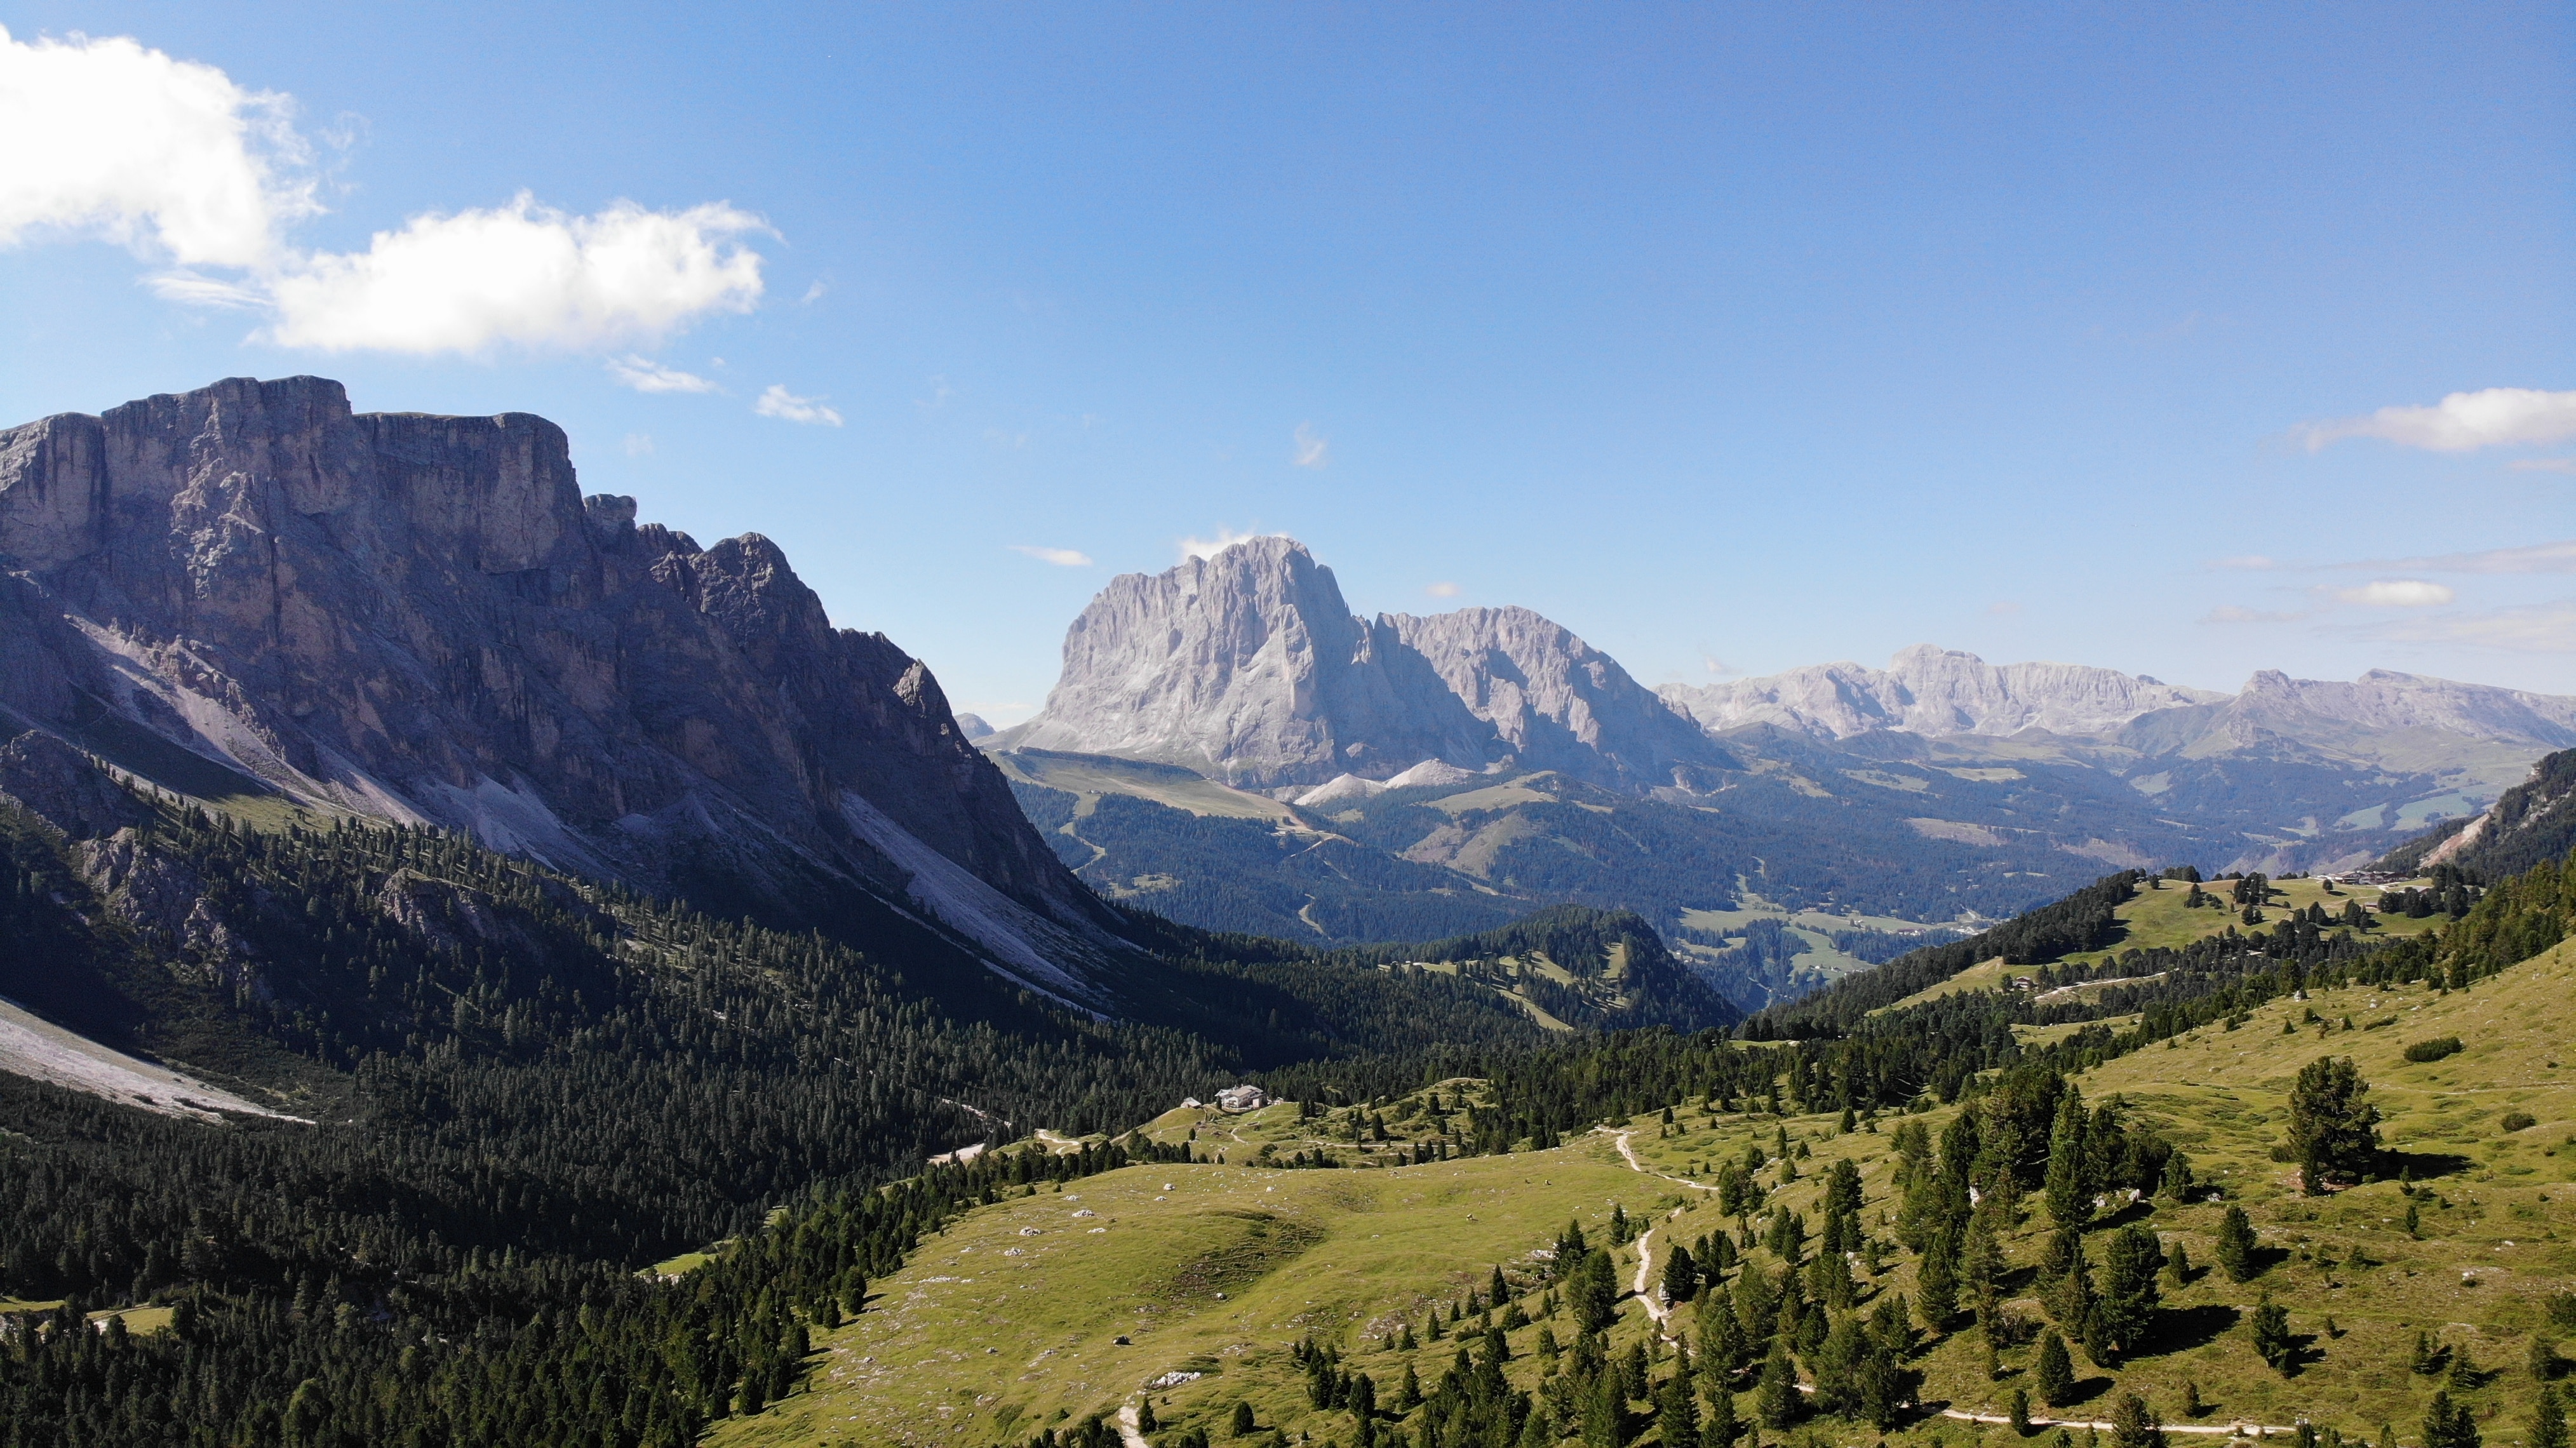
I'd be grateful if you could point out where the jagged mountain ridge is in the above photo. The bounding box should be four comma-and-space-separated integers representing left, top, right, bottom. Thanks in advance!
1659, 643, 2225, 739
1002, 537, 1722, 791
0, 375, 1130, 1007
993, 537, 2574, 947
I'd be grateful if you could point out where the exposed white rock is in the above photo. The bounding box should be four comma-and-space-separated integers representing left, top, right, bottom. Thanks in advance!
1381, 758, 1480, 790
1385, 607, 1722, 789
1659, 644, 2225, 741
1294, 773, 1388, 807
1015, 537, 1726, 789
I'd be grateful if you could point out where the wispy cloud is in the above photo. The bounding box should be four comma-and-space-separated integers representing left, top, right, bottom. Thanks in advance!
2293, 387, 2576, 453
1007, 545, 1092, 567
2511, 457, 2576, 474
2355, 598, 2576, 654
2201, 605, 2312, 625
800, 278, 827, 304
2330, 579, 2455, 607
607, 355, 718, 393
1178, 526, 1272, 562
753, 384, 842, 426
2209, 554, 2278, 571
622, 433, 653, 457
1425, 581, 1461, 598
1292, 422, 1329, 469
1, 28, 767, 354
1986, 600, 2023, 617
2334, 540, 2576, 575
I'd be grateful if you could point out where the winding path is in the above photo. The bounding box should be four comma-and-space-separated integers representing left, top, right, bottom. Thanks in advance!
1599, 1126, 2302, 1437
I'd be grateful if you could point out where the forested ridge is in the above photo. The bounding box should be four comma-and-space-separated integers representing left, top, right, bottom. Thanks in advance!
7, 751, 2574, 1446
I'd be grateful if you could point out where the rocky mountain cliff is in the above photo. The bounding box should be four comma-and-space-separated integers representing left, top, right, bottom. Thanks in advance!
0, 375, 1127, 1007
1003, 537, 1726, 791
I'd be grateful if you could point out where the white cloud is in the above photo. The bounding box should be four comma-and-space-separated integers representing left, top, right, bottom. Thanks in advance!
264, 196, 765, 353
2510, 457, 2576, 474
622, 433, 654, 457
1425, 581, 1461, 598
2360, 599, 2576, 653
1292, 422, 1329, 469
753, 384, 842, 426
1178, 526, 1271, 562
2295, 387, 2576, 453
0, 25, 314, 267
2331, 579, 2455, 607
607, 355, 720, 393
1008, 545, 1093, 567
0, 29, 767, 356
800, 279, 828, 304
2210, 554, 2277, 571
1987, 600, 2024, 617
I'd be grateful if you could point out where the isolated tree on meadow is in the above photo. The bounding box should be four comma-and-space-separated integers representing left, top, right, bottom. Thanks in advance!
2286, 1056, 2381, 1193
2215, 1204, 2260, 1282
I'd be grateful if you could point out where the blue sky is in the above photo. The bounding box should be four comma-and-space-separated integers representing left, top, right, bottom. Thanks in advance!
4, 3, 2571, 719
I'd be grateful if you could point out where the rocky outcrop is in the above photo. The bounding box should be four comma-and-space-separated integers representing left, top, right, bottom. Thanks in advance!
0, 377, 1124, 1002
1009, 538, 1728, 790
1007, 537, 1506, 787
1660, 645, 2226, 741
1385, 606, 1726, 791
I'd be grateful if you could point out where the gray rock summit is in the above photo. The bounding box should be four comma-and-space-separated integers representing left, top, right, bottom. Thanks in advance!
1658, 644, 2229, 740
0, 375, 1124, 1005
1005, 537, 1724, 790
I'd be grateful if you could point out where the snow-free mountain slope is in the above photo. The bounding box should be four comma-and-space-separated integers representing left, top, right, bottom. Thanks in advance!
0, 375, 1127, 1000
1658, 643, 2225, 740
1385, 605, 1726, 791
1009, 538, 1727, 791
1003, 536, 1498, 787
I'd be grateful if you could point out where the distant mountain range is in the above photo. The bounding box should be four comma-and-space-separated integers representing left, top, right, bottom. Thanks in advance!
986, 536, 2573, 997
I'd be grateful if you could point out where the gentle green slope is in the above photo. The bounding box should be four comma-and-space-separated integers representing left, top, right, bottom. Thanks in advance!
737, 942, 2576, 1448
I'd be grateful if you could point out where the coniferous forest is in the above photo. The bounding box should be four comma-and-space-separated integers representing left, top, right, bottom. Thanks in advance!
6, 763, 2575, 1445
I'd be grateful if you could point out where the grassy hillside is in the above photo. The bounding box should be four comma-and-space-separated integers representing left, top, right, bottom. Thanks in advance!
709, 919, 2576, 1448
1873, 873, 2453, 1016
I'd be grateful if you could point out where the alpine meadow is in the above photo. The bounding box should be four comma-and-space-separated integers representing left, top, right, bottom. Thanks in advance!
2, 10, 2572, 1448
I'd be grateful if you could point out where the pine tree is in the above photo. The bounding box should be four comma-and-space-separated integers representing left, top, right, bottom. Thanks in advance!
2248, 1294, 2294, 1374
2110, 1393, 2165, 1448
2215, 1205, 2260, 1282
1658, 1368, 1703, 1448
2286, 1057, 2381, 1193
1572, 1247, 1621, 1334
1231, 1402, 1258, 1437
1917, 1230, 1959, 1329
2034, 1329, 2077, 1407
2044, 1092, 2093, 1231
2011, 1387, 2034, 1436
2096, 1224, 2165, 1355
1754, 1340, 1802, 1429
1705, 1383, 1742, 1447
2422, 1390, 2480, 1448
2532, 1384, 2569, 1448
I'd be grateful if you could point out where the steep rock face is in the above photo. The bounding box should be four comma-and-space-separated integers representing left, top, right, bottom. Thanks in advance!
1007, 537, 1499, 786
1660, 645, 2225, 740
1385, 606, 1725, 790
2156, 669, 2576, 753
0, 377, 1119, 1000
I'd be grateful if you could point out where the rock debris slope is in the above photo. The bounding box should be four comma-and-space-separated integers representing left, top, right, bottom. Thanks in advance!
0, 375, 1124, 1004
